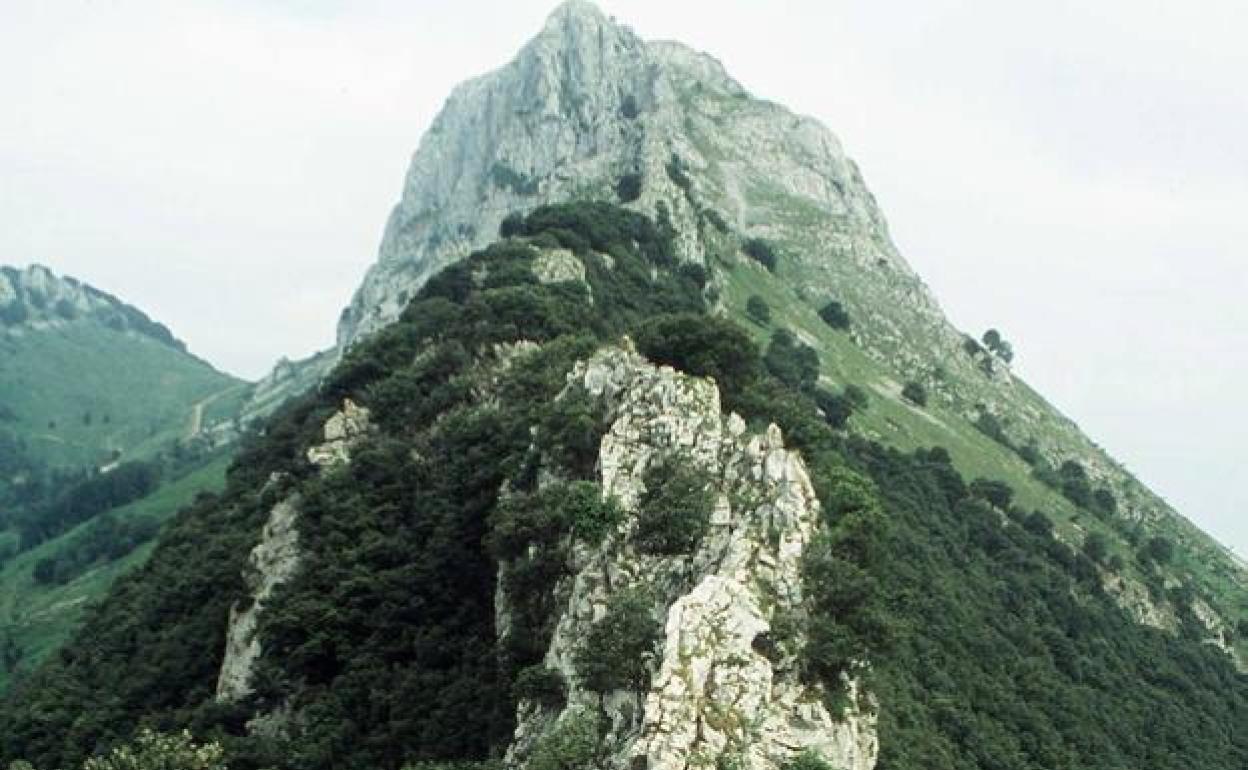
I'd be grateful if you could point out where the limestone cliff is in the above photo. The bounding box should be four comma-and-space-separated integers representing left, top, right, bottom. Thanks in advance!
324, 0, 1242, 645
500, 346, 876, 770
0, 264, 187, 351
215, 400, 371, 702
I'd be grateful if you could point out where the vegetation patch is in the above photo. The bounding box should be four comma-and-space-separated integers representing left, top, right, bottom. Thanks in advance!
633, 456, 716, 556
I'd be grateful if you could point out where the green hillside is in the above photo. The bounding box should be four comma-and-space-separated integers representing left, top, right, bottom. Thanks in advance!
0, 317, 240, 471
0, 454, 232, 690
0, 266, 247, 694
1, 204, 1242, 770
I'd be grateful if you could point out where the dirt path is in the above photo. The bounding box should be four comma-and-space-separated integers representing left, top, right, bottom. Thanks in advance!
185, 384, 247, 440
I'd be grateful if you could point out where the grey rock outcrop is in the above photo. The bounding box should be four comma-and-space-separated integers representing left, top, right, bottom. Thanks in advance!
216, 495, 301, 702
217, 400, 371, 703
500, 346, 877, 770
336, 0, 916, 354
0, 264, 187, 351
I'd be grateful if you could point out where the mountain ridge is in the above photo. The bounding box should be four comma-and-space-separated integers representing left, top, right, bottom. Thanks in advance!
313, 0, 1244, 643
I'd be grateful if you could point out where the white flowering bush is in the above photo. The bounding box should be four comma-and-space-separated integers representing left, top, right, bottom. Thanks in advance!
80, 729, 226, 770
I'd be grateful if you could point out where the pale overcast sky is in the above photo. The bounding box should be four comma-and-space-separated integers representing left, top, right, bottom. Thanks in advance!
1, 1, 1244, 555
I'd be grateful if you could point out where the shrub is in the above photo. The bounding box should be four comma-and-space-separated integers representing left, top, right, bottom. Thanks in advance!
813, 385, 868, 430
764, 329, 820, 391
616, 173, 642, 203
973, 411, 1012, 448
635, 313, 761, 395
742, 237, 778, 272
900, 381, 927, 407
1058, 460, 1093, 509
1092, 487, 1118, 517
665, 154, 691, 192
818, 300, 851, 330
983, 328, 1015, 363
538, 388, 607, 479
634, 458, 716, 555
574, 590, 660, 692
843, 385, 869, 411
784, 752, 836, 770
514, 665, 567, 708
1083, 532, 1110, 564
1143, 536, 1174, 565
620, 94, 639, 119
746, 295, 771, 325
81, 729, 226, 770
527, 710, 601, 770
969, 478, 1014, 510
813, 389, 853, 429
558, 482, 624, 545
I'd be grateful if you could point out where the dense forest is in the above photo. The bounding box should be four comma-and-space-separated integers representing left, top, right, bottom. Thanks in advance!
1, 203, 1243, 770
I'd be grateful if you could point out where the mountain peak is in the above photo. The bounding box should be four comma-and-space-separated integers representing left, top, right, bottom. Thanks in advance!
0, 263, 186, 352
542, 0, 609, 28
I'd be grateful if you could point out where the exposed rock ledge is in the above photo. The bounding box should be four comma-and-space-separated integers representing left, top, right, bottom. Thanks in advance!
502, 345, 877, 770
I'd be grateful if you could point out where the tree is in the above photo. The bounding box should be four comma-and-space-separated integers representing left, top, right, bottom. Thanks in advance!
764, 329, 820, 391
1143, 536, 1174, 565
635, 313, 761, 395
742, 238, 778, 272
634, 458, 714, 555
901, 381, 927, 407
746, 295, 771, 325
982, 328, 1015, 363
969, 478, 1014, 510
1083, 532, 1110, 564
818, 300, 851, 330
616, 172, 642, 203
574, 590, 660, 692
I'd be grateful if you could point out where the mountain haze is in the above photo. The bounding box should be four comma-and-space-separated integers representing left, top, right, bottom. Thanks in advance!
0, 265, 243, 689
1, 3, 1244, 770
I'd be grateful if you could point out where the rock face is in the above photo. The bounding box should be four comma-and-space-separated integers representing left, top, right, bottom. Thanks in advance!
501, 346, 877, 770
217, 401, 371, 702
0, 264, 186, 350
337, 0, 911, 353
324, 0, 1244, 640
216, 495, 301, 702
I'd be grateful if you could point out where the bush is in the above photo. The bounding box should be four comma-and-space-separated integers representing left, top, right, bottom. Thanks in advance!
514, 665, 567, 708
620, 94, 639, 119
538, 388, 607, 480
818, 300, 851, 330
784, 752, 836, 770
635, 313, 761, 396
746, 295, 771, 325
634, 458, 715, 555
764, 329, 820, 391
900, 381, 927, 407
742, 238, 778, 272
982, 328, 1015, 363
527, 710, 601, 770
1092, 487, 1118, 517
616, 173, 642, 203
574, 590, 660, 692
1143, 536, 1174, 565
969, 478, 1014, 510
1083, 532, 1110, 564
1058, 460, 1093, 509
81, 729, 226, 770
665, 154, 692, 192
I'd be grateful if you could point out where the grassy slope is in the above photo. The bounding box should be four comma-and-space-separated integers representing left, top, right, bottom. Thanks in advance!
0, 453, 232, 690
0, 322, 240, 469
719, 260, 1248, 662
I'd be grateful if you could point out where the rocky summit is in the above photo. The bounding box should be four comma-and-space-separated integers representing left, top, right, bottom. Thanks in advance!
1, 4, 1245, 770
